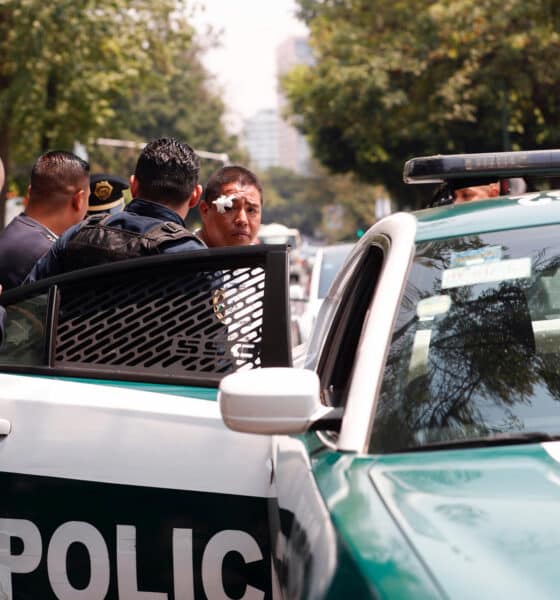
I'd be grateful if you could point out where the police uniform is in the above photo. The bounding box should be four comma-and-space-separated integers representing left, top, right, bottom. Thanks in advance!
88, 174, 129, 216
0, 214, 57, 290
25, 198, 206, 283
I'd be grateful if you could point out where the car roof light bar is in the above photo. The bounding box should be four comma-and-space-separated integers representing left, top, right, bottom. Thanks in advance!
403, 149, 560, 184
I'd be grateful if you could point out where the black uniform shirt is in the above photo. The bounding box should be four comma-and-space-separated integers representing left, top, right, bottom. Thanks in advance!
25, 198, 205, 283
0, 214, 57, 290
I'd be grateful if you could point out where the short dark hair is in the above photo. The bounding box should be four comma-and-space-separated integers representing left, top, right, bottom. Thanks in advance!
134, 137, 200, 205
30, 150, 89, 202
202, 165, 263, 205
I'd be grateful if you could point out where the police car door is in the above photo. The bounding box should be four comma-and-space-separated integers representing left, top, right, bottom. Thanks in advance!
270, 213, 416, 597
0, 247, 291, 600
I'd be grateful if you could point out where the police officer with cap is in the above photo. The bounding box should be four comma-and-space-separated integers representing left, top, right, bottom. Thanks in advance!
88, 173, 128, 215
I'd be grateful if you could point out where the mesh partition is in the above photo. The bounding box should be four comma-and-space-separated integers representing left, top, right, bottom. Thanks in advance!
55, 266, 266, 377
0, 247, 291, 385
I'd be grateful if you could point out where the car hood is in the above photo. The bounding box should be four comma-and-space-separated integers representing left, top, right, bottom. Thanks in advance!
370, 443, 560, 599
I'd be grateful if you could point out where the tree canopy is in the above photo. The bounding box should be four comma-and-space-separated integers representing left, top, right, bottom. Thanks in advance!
0, 0, 241, 224
258, 165, 379, 242
285, 0, 560, 207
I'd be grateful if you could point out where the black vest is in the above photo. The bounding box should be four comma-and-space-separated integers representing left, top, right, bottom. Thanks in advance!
64, 214, 200, 271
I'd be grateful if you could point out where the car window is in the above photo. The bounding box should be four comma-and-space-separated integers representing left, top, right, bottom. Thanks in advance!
0, 293, 49, 366
318, 243, 385, 409
370, 224, 560, 453
317, 245, 353, 299
0, 248, 291, 386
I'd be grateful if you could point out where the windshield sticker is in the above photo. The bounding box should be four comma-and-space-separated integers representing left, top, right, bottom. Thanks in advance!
409, 329, 432, 380
417, 295, 451, 321
441, 257, 531, 290
533, 318, 560, 354
449, 246, 502, 268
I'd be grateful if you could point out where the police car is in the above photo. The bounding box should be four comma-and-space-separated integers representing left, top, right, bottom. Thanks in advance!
219, 150, 560, 598
0, 245, 291, 599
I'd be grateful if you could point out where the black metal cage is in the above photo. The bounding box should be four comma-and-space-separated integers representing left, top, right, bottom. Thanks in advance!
0, 245, 291, 387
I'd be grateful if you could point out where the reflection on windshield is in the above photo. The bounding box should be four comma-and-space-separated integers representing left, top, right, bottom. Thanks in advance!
370, 225, 560, 453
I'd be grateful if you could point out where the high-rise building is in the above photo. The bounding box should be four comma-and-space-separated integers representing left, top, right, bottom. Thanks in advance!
242, 36, 313, 175
276, 36, 313, 175
243, 109, 280, 171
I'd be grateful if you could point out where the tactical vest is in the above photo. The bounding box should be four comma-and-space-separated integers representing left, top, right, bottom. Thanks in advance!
64, 214, 201, 271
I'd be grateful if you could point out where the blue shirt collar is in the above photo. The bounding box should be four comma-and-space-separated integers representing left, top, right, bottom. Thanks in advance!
125, 198, 185, 226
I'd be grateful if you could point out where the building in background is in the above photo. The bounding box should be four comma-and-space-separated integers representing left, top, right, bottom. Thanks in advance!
243, 109, 280, 171
242, 36, 313, 175
276, 36, 313, 175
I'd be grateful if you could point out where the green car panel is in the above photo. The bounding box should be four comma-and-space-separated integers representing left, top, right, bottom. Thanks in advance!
53, 376, 219, 401
370, 444, 560, 599
304, 439, 560, 599
415, 193, 560, 241
311, 446, 444, 599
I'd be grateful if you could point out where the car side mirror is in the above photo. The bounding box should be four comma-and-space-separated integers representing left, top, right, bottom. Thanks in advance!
219, 367, 341, 434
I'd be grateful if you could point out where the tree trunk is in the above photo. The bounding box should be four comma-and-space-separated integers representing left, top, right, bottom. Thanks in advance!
41, 70, 58, 152
0, 119, 11, 230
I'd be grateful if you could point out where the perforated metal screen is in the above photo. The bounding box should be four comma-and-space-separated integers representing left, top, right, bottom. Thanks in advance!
55, 267, 265, 376
0, 247, 291, 386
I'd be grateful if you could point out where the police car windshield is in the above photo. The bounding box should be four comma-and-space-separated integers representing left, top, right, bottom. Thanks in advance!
370, 224, 560, 453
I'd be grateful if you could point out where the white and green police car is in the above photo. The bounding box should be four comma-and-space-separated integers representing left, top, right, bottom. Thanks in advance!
220, 150, 560, 599
0, 245, 291, 599
4, 150, 560, 599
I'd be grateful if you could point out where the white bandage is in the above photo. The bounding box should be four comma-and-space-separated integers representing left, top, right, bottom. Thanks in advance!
212, 194, 236, 213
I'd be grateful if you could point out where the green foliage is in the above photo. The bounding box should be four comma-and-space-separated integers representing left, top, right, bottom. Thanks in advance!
91, 41, 244, 181
1, 1, 191, 158
287, 0, 560, 208
258, 164, 379, 242
0, 0, 243, 223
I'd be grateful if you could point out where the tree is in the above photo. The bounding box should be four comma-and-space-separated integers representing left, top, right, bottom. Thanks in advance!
0, 0, 240, 225
285, 0, 560, 208
258, 164, 379, 242
90, 40, 244, 186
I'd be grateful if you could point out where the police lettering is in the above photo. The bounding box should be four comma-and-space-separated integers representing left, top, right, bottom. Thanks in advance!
0, 519, 264, 600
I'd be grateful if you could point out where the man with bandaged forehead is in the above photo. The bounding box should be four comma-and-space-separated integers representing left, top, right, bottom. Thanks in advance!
197, 166, 262, 247
197, 166, 264, 367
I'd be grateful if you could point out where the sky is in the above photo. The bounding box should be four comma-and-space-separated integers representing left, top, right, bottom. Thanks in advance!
192, 1, 308, 132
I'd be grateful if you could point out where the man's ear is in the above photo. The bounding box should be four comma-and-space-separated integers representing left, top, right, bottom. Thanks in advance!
199, 198, 209, 218
188, 184, 202, 208
129, 175, 139, 198
71, 188, 88, 216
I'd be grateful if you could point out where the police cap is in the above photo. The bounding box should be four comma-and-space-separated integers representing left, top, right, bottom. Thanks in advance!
88, 173, 128, 215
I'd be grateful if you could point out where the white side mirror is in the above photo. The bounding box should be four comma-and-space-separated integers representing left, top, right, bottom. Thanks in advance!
219, 367, 336, 434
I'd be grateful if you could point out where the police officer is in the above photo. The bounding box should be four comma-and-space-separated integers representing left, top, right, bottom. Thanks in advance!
429, 177, 527, 207
0, 150, 90, 290
25, 138, 205, 282
88, 173, 129, 216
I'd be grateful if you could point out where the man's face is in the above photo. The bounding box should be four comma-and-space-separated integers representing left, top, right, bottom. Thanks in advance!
200, 181, 261, 247
453, 182, 499, 204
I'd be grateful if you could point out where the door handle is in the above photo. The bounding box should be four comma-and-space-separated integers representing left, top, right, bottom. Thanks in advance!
0, 419, 11, 436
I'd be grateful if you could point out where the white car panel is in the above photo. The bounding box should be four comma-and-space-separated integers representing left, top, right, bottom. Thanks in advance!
0, 374, 271, 496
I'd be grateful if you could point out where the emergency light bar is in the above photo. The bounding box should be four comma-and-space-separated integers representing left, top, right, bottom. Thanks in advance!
404, 149, 560, 184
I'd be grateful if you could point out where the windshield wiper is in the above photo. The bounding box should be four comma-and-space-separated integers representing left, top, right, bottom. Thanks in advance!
397, 431, 560, 453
